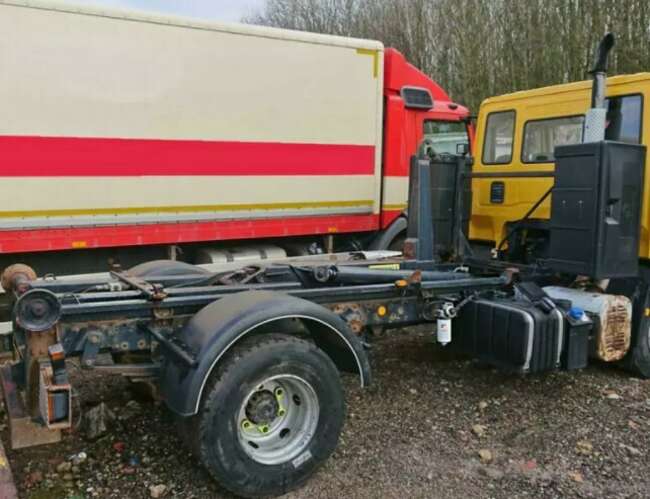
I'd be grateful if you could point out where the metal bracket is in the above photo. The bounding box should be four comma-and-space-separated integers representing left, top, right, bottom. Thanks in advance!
81, 331, 103, 367
140, 324, 197, 367
0, 364, 61, 449
110, 271, 167, 301
405, 155, 435, 261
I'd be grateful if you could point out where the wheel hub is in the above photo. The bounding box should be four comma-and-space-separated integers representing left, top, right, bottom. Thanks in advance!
237, 375, 319, 465
246, 390, 279, 425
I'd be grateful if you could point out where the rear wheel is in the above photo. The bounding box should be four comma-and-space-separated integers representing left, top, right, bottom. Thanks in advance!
625, 310, 650, 378
388, 232, 406, 253
194, 334, 344, 497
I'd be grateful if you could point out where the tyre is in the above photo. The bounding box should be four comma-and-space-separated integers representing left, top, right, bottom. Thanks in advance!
193, 334, 345, 497
368, 217, 407, 251
624, 309, 650, 378
388, 233, 406, 253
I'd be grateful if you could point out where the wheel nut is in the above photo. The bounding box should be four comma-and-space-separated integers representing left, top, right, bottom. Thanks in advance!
275, 388, 284, 398
260, 425, 269, 434
278, 409, 286, 417
242, 420, 252, 430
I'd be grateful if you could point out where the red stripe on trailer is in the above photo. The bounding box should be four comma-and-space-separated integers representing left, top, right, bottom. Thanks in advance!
0, 136, 375, 176
0, 214, 380, 254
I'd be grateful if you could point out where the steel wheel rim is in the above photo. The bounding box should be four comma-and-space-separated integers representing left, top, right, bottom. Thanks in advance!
237, 374, 320, 465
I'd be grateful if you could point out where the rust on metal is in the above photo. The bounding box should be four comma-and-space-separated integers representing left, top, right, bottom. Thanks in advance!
38, 363, 72, 430
406, 269, 422, 285
25, 329, 57, 416
330, 302, 367, 335
152, 307, 174, 320
0, 364, 61, 449
402, 239, 416, 259
1, 263, 36, 294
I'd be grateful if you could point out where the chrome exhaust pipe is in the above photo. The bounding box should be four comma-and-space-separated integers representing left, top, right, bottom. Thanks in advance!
584, 33, 615, 142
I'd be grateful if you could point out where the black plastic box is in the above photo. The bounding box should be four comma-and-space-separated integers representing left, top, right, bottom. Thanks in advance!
562, 315, 591, 370
547, 141, 646, 279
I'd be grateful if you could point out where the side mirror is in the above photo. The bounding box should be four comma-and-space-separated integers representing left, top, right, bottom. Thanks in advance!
456, 142, 469, 155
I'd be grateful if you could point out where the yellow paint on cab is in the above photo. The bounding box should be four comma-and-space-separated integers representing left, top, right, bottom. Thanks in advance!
470, 73, 650, 258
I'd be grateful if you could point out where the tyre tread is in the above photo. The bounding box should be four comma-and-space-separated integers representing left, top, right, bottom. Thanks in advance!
191, 333, 342, 498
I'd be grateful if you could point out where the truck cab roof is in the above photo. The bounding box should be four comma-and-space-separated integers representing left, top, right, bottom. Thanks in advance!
480, 73, 650, 107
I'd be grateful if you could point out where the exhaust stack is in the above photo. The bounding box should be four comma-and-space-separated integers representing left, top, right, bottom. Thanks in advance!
584, 33, 615, 143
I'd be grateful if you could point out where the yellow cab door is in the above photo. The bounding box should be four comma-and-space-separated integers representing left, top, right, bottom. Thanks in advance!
469, 74, 650, 259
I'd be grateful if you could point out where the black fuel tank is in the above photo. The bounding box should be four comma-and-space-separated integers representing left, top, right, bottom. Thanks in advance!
453, 299, 564, 373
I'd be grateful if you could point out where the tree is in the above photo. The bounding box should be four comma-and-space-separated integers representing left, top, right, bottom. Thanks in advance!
245, 0, 650, 111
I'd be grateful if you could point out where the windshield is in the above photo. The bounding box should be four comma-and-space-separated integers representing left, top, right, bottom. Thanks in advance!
423, 120, 469, 155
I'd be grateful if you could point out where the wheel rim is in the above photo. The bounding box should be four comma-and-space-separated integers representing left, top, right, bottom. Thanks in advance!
237, 374, 320, 465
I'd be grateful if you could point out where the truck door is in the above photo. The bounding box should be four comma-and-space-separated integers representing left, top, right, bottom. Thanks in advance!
469, 103, 587, 258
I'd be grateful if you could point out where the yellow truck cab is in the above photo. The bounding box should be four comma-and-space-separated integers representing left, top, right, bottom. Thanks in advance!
470, 73, 650, 260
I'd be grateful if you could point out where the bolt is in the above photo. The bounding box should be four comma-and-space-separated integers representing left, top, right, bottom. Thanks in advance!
278, 409, 286, 417
242, 420, 252, 430
275, 388, 284, 398
260, 425, 269, 434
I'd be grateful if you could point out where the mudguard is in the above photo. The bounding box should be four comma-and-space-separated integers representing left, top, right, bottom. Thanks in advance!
369, 215, 407, 250
160, 290, 371, 416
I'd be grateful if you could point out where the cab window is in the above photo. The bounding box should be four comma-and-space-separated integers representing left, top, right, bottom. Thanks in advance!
423, 120, 469, 155
522, 116, 584, 163
482, 111, 515, 165
605, 94, 642, 144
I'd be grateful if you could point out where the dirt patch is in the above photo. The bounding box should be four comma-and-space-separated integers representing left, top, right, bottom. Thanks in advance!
4, 328, 650, 498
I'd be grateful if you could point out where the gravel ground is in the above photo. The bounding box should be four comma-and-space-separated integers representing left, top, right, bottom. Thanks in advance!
3, 327, 650, 499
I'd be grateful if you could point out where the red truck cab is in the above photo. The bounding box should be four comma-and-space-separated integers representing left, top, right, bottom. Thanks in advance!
381, 48, 471, 229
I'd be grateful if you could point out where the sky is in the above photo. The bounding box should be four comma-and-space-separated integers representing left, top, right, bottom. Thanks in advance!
75, 0, 267, 22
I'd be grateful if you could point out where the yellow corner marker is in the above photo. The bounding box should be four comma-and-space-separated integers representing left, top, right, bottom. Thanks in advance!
356, 48, 379, 78
377, 305, 387, 317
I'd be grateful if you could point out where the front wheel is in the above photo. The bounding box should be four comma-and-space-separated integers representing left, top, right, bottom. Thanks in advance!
194, 334, 344, 497
624, 311, 650, 378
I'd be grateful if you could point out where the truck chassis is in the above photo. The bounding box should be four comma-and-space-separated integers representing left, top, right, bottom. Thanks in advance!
1, 243, 512, 497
